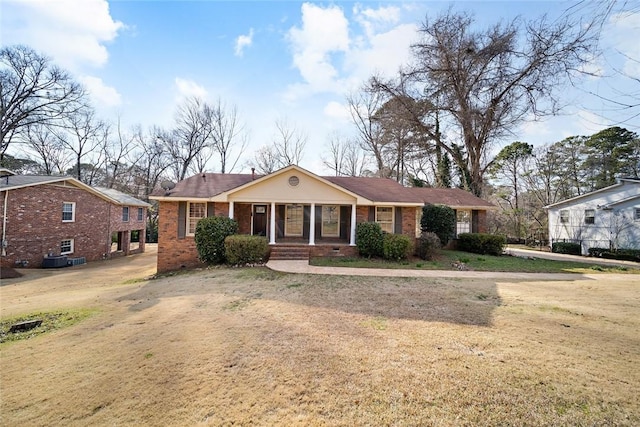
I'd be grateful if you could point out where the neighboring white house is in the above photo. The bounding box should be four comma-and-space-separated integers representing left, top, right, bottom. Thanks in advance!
545, 178, 640, 254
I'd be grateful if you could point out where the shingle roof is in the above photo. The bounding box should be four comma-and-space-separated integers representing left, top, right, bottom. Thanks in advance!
151, 173, 256, 198
1, 175, 150, 207
94, 187, 151, 207
322, 176, 420, 203
151, 170, 494, 209
0, 175, 69, 189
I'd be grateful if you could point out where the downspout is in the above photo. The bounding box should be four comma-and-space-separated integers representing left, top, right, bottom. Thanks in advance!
2, 190, 8, 256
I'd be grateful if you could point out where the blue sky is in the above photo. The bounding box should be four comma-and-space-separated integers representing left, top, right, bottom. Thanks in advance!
2, 1, 639, 174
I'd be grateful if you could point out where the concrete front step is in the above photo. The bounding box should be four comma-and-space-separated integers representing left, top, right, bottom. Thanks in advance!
269, 246, 310, 261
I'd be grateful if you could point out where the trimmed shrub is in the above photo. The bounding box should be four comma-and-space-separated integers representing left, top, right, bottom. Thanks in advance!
588, 247, 608, 257
552, 242, 581, 255
356, 222, 384, 258
415, 231, 441, 260
421, 204, 456, 246
224, 235, 269, 265
194, 216, 238, 264
383, 234, 414, 261
601, 248, 640, 262
457, 233, 506, 255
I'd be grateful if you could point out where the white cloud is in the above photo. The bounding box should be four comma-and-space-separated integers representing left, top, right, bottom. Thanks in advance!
286, 3, 350, 96
235, 28, 254, 57
323, 101, 351, 122
284, 3, 418, 101
80, 75, 122, 107
1, 0, 124, 70
174, 78, 208, 100
608, 12, 640, 78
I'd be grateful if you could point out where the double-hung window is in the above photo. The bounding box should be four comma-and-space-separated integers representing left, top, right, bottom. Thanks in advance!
187, 202, 207, 235
584, 209, 595, 225
635, 208, 640, 221
559, 210, 569, 224
456, 210, 471, 236
61, 239, 74, 255
137, 207, 144, 221
62, 202, 75, 222
122, 206, 130, 222
375, 206, 394, 233
321, 205, 340, 237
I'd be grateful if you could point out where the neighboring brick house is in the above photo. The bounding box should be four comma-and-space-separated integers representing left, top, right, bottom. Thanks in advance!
0, 169, 150, 268
150, 165, 494, 272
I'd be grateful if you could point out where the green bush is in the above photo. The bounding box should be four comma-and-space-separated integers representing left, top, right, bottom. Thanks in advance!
457, 233, 506, 255
383, 234, 414, 261
224, 235, 269, 265
194, 216, 238, 264
421, 204, 455, 246
588, 247, 608, 257
356, 222, 384, 258
601, 248, 640, 262
415, 231, 441, 260
552, 242, 581, 255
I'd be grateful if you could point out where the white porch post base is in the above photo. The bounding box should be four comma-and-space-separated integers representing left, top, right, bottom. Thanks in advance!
309, 203, 315, 245
269, 202, 276, 245
350, 203, 356, 246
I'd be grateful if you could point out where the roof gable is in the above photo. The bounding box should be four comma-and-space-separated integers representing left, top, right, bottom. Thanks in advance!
545, 179, 640, 209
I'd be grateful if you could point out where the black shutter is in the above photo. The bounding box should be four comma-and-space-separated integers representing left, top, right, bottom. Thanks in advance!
472, 210, 479, 233
177, 202, 186, 239
303, 205, 310, 239
340, 206, 349, 239
277, 205, 285, 238
315, 205, 322, 240
394, 207, 402, 234
207, 202, 215, 217
368, 206, 375, 222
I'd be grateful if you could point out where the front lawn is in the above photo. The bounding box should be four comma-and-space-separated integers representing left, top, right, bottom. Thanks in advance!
310, 249, 638, 273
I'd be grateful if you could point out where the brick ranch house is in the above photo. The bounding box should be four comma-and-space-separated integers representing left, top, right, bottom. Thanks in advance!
151, 165, 495, 272
1, 169, 150, 268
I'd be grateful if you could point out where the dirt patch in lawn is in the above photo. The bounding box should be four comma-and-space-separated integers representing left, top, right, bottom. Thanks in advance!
1, 250, 638, 426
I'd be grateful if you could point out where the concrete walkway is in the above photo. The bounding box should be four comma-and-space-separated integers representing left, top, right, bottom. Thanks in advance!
266, 246, 639, 280
504, 246, 640, 268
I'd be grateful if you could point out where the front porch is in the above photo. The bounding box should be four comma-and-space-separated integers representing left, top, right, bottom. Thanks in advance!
230, 202, 358, 247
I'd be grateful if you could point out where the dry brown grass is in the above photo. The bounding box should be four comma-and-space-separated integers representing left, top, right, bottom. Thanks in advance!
1, 249, 638, 426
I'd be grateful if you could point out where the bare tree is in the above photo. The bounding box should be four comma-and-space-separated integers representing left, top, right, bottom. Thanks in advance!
252, 145, 280, 174
166, 96, 214, 180
322, 133, 369, 176
373, 10, 597, 195
0, 45, 85, 160
55, 106, 108, 184
270, 118, 307, 167
24, 123, 72, 175
346, 87, 388, 177
209, 98, 247, 173
103, 116, 139, 189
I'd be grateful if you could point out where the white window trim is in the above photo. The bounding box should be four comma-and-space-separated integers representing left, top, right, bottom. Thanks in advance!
60, 239, 74, 255
187, 202, 207, 236
456, 209, 471, 236
634, 207, 640, 221
137, 207, 144, 221
375, 206, 394, 234
122, 206, 130, 222
584, 209, 595, 225
559, 209, 569, 224
62, 202, 75, 223
321, 205, 340, 237
285, 204, 304, 237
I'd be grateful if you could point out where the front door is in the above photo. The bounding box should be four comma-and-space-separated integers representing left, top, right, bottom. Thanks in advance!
253, 205, 267, 236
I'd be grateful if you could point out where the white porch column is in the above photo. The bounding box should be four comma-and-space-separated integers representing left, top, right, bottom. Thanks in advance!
350, 203, 357, 246
228, 201, 234, 219
309, 203, 315, 245
269, 202, 276, 245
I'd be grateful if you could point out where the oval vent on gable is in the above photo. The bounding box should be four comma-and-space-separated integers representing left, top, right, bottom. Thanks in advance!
288, 175, 300, 187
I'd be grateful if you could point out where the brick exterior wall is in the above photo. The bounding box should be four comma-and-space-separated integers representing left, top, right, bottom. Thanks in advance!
1, 185, 146, 268
157, 201, 206, 272
235, 203, 252, 234
155, 200, 487, 272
